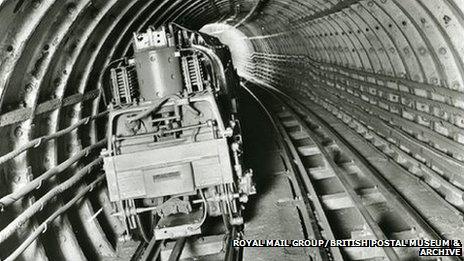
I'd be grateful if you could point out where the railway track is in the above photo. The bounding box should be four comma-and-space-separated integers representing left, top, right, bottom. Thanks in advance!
243, 82, 462, 261
128, 227, 241, 261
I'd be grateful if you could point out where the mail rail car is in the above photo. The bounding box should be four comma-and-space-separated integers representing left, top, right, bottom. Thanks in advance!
101, 23, 255, 243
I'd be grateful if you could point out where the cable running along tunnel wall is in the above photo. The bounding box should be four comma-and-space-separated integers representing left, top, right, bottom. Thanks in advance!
0, 0, 463, 260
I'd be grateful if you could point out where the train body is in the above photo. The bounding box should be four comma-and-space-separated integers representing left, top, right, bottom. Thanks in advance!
101, 24, 255, 242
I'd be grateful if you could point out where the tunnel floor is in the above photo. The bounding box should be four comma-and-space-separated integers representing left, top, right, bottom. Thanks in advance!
101, 82, 464, 260
97, 88, 315, 260
240, 89, 311, 260
238, 82, 464, 260
2, 0, 464, 259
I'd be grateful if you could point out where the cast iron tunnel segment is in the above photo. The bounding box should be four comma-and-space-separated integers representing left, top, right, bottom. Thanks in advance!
242, 81, 459, 261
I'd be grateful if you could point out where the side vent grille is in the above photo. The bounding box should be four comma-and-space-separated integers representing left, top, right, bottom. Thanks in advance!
181, 55, 204, 93
110, 65, 138, 105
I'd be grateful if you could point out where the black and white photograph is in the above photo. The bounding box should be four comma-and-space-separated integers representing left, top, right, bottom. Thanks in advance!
0, 0, 463, 260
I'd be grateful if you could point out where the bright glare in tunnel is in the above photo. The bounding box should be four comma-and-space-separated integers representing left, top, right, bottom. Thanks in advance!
201, 23, 253, 76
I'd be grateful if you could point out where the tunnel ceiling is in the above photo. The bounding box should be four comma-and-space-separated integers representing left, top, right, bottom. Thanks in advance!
1, 0, 464, 260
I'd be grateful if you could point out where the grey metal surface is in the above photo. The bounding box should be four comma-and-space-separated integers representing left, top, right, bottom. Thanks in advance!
0, 0, 464, 260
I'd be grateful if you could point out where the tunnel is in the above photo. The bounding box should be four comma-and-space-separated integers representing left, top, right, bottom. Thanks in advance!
1, 0, 464, 260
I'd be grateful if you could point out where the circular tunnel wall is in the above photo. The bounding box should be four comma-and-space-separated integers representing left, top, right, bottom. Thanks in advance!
0, 0, 463, 260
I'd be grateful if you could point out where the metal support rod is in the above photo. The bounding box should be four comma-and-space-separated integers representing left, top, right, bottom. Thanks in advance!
0, 157, 103, 243
168, 238, 187, 261
0, 139, 106, 209
115, 123, 209, 141
4, 175, 105, 261
0, 110, 108, 166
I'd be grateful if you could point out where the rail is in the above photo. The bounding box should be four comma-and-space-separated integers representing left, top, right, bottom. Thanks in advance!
130, 223, 242, 260
243, 81, 460, 260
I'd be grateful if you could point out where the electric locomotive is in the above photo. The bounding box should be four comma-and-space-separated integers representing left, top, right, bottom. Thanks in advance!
101, 23, 255, 243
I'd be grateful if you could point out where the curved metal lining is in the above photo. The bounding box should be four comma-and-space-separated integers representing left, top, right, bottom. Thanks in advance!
44, 2, 136, 259
1, 0, 464, 260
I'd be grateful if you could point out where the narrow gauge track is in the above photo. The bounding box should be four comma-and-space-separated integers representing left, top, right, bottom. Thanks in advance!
243, 82, 460, 261
128, 220, 242, 261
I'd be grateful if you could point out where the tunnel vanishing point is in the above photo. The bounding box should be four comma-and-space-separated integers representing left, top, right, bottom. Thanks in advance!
1, 0, 464, 260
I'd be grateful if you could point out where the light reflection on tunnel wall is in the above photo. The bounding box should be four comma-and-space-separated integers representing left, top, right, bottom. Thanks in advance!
0, 0, 463, 260
201, 23, 253, 76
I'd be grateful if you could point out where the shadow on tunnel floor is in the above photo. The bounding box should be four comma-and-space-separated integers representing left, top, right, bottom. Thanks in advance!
238, 89, 284, 222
